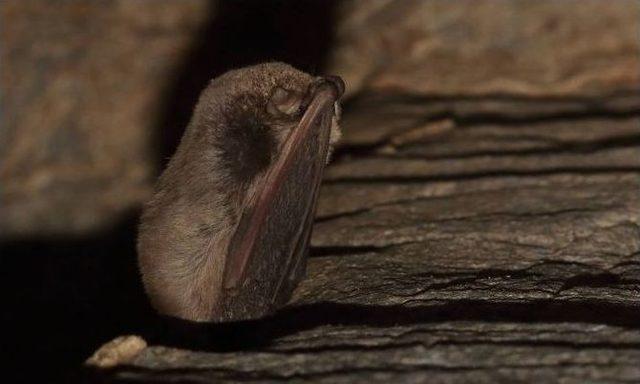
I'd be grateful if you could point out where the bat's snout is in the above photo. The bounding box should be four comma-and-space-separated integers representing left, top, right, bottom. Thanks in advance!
310, 75, 345, 101
323, 75, 345, 98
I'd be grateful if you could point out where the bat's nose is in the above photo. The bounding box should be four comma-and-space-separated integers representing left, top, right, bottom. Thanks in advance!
310, 75, 345, 100
323, 75, 345, 98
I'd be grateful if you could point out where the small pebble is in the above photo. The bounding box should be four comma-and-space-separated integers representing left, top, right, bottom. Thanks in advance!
85, 335, 147, 368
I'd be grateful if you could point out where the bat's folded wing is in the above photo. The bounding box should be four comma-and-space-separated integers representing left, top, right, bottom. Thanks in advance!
216, 83, 340, 321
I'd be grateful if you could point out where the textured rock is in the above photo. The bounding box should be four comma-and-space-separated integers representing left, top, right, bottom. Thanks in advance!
329, 0, 640, 97
338, 92, 640, 147
89, 96, 640, 383
0, 0, 210, 236
102, 322, 640, 383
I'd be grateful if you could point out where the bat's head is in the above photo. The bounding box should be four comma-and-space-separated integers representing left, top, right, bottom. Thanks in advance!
192, 62, 343, 194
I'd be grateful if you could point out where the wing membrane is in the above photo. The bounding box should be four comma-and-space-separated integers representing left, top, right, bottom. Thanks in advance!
215, 88, 336, 321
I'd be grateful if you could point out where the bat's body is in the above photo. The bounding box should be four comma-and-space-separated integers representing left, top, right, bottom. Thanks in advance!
137, 63, 344, 322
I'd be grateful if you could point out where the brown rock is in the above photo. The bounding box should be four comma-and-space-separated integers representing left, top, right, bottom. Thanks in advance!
0, 0, 210, 236
328, 0, 640, 97
338, 92, 640, 147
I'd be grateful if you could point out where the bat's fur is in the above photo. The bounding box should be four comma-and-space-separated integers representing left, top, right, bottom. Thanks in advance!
137, 62, 341, 322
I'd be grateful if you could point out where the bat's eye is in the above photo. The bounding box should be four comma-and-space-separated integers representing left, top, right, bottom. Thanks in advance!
267, 87, 303, 116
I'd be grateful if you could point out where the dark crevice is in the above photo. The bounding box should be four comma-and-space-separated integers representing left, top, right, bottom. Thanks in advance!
315, 199, 612, 227
443, 207, 612, 221
264, 341, 436, 355
260, 339, 640, 356
558, 273, 640, 293
416, 272, 639, 296
309, 245, 388, 258
324, 166, 640, 185
314, 208, 371, 223
610, 260, 640, 270
398, 263, 631, 296
374, 134, 640, 161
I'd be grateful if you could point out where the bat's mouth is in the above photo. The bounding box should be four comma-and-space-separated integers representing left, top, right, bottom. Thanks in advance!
221, 75, 345, 296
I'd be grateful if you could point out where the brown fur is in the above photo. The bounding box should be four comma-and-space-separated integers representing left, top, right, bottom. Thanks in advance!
137, 62, 339, 321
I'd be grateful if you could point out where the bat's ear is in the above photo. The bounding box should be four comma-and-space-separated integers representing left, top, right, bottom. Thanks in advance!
267, 87, 304, 116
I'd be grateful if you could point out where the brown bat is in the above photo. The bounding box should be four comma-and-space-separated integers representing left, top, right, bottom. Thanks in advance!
137, 63, 344, 322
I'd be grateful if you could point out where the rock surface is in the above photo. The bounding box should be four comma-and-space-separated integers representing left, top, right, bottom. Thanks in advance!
89, 94, 640, 383
1, 0, 211, 236
328, 0, 640, 97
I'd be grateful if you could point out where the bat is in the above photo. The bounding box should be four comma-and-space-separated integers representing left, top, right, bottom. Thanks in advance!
137, 62, 344, 322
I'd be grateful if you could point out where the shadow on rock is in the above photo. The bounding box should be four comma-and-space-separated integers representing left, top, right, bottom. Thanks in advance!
150, 298, 640, 354
1, 212, 155, 383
